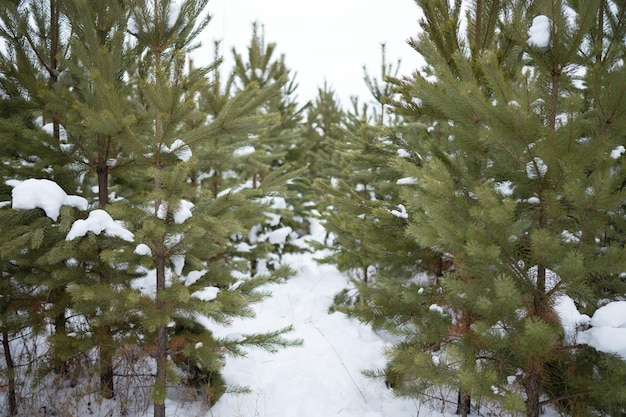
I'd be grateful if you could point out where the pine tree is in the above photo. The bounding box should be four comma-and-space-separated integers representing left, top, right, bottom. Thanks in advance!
0, 0, 90, 381
300, 82, 345, 183
119, 2, 299, 415
373, 1, 626, 416
316, 46, 432, 289
228, 23, 311, 263
49, 0, 134, 398
1, 1, 301, 414
289, 81, 346, 233
1, 0, 139, 400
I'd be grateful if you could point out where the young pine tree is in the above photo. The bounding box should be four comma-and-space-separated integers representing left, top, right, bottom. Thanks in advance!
381, 1, 626, 416
0, 0, 89, 381
316, 46, 433, 289
120, 2, 299, 415
229, 23, 310, 262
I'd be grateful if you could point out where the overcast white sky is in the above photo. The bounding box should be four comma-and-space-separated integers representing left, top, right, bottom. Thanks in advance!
196, 0, 425, 106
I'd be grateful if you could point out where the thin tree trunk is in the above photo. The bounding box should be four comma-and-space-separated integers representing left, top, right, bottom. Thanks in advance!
53, 306, 67, 375
2, 329, 17, 416
96, 135, 115, 399
98, 327, 115, 399
49, 0, 61, 144
456, 388, 471, 417
526, 369, 542, 417
154, 254, 167, 417
96, 140, 110, 208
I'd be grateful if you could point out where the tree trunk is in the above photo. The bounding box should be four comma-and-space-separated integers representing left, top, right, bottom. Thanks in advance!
2, 329, 17, 416
96, 136, 115, 399
53, 308, 67, 375
526, 369, 542, 417
456, 388, 471, 417
154, 254, 167, 417
96, 162, 109, 209
98, 327, 115, 399
49, 0, 61, 144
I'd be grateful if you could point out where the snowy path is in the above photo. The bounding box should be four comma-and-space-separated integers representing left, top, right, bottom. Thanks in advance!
208, 252, 423, 417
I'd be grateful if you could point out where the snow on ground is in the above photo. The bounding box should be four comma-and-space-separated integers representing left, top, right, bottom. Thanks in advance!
205, 250, 423, 417
200, 249, 626, 417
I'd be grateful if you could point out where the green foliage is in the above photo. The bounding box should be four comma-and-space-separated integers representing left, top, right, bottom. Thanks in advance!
320, 1, 626, 417
0, 0, 305, 414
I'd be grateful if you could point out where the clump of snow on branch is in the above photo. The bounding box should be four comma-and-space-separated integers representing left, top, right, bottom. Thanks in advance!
561, 230, 581, 244
174, 200, 194, 224
494, 180, 514, 196
527, 15, 551, 49
578, 301, 626, 360
396, 177, 418, 185
9, 178, 88, 221
611, 145, 625, 159
135, 243, 152, 256
156, 199, 194, 224
183, 270, 207, 286
526, 157, 548, 179
429, 304, 445, 314
247, 195, 299, 248
191, 286, 220, 301
527, 196, 541, 204
66, 209, 134, 242
234, 145, 256, 157
162, 139, 192, 162
554, 295, 590, 343
390, 204, 408, 219
397, 148, 410, 158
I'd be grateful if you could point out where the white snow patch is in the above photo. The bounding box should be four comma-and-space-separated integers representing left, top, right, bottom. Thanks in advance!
184, 270, 207, 286
396, 177, 418, 185
397, 148, 410, 158
171, 255, 185, 275
429, 304, 444, 314
135, 243, 152, 256
578, 301, 626, 360
554, 295, 590, 343
267, 226, 295, 245
155, 199, 194, 224
191, 286, 220, 301
611, 145, 625, 159
157, 202, 167, 220
42, 122, 68, 143
66, 209, 134, 242
390, 204, 408, 219
234, 145, 255, 156
164, 139, 192, 162
235, 241, 254, 252
208, 252, 420, 417
494, 180, 514, 196
527, 15, 551, 49
526, 157, 548, 179
10, 179, 88, 221
589, 301, 626, 328
527, 196, 541, 204
527, 265, 561, 292
561, 230, 581, 244
174, 199, 194, 224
